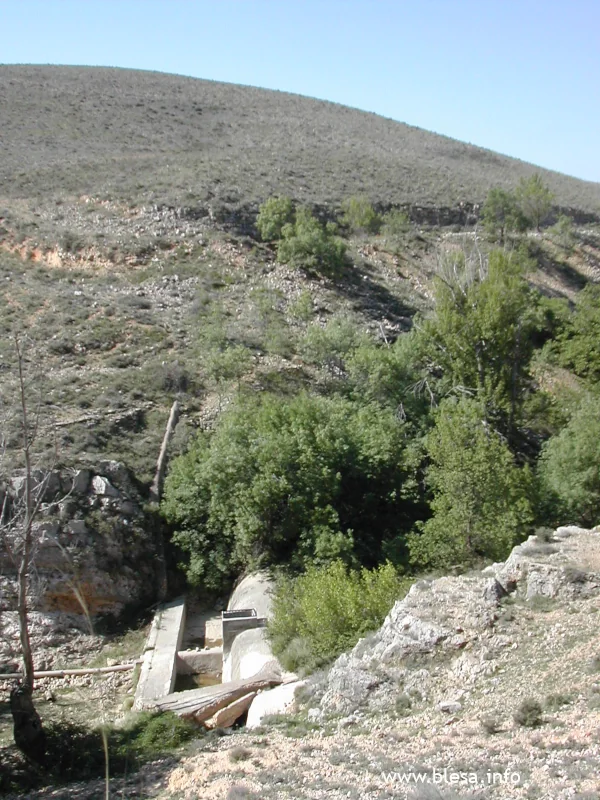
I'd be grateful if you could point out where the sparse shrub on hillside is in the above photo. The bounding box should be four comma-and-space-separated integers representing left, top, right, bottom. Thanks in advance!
288, 289, 314, 322
409, 398, 534, 570
514, 699, 543, 728
300, 315, 368, 376
256, 195, 294, 242
269, 560, 408, 673
340, 195, 381, 235
277, 207, 346, 276
550, 214, 576, 253
204, 344, 252, 389
538, 394, 600, 527
381, 208, 411, 240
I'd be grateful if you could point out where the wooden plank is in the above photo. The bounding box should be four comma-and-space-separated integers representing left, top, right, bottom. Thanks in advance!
0, 661, 142, 680
155, 666, 281, 719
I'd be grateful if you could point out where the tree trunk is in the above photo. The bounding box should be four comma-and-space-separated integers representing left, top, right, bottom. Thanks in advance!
10, 684, 47, 764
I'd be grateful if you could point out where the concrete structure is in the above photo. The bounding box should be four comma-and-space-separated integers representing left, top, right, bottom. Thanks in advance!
133, 597, 186, 710
221, 572, 279, 683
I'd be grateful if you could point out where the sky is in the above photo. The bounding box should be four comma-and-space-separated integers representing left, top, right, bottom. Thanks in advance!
1, 0, 599, 182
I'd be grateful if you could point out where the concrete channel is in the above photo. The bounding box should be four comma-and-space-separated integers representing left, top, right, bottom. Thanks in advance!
133, 572, 296, 725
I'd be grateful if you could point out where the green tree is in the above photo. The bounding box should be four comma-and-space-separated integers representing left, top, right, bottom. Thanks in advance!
409, 398, 533, 569
481, 187, 527, 244
256, 196, 294, 242
538, 394, 600, 526
277, 207, 346, 276
515, 173, 554, 231
554, 284, 600, 382
417, 248, 536, 433
340, 196, 381, 235
162, 392, 415, 591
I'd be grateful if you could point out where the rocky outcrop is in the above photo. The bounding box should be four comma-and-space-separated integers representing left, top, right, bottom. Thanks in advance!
318, 526, 600, 715
0, 461, 163, 672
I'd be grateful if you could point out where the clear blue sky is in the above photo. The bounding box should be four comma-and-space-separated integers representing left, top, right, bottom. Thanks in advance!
1, 0, 598, 182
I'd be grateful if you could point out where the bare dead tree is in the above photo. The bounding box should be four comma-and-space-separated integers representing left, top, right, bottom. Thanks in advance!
0, 335, 61, 762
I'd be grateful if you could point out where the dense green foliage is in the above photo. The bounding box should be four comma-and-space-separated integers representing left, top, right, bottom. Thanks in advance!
256, 195, 294, 241
417, 248, 536, 434
554, 285, 600, 382
277, 207, 347, 275
269, 560, 408, 672
162, 391, 420, 590
538, 395, 600, 526
409, 398, 534, 569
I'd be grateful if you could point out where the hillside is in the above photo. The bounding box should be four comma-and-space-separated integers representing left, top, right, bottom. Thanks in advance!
1, 68, 599, 482
3, 64, 600, 800
1, 65, 600, 215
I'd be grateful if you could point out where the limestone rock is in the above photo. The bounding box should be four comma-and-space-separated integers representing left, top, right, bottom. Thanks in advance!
246, 680, 307, 729
91, 476, 120, 497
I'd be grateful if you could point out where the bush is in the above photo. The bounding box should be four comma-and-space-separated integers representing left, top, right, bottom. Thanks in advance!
300, 315, 368, 375
13, 712, 199, 785
340, 196, 381, 235
268, 560, 408, 673
513, 699, 543, 728
277, 207, 346, 276
256, 196, 294, 242
381, 208, 410, 238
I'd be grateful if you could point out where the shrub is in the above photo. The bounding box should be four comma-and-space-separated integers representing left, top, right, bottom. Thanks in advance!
268, 560, 409, 673
480, 714, 502, 735
554, 284, 600, 382
395, 693, 413, 717
277, 207, 346, 276
515, 173, 554, 231
544, 692, 572, 711
36, 712, 198, 783
340, 196, 381, 235
300, 315, 368, 375
381, 208, 410, 238
514, 699, 543, 728
481, 187, 527, 243
256, 196, 294, 242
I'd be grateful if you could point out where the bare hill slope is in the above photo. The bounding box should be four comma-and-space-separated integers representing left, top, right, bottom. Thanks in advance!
1, 65, 599, 214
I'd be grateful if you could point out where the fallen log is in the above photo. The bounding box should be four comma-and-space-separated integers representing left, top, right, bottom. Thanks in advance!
0, 661, 142, 680
203, 691, 257, 729
155, 666, 281, 721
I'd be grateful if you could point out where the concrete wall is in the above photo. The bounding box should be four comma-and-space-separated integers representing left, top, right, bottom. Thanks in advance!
222, 572, 281, 683
227, 572, 274, 618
